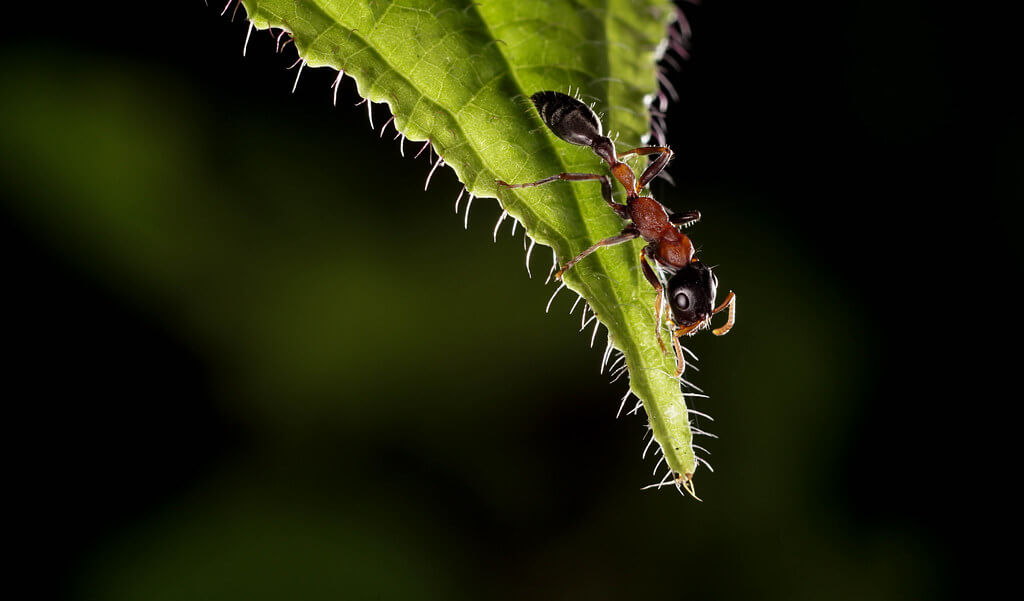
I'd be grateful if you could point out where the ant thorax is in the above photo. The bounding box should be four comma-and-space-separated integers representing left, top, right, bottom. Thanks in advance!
628, 196, 673, 239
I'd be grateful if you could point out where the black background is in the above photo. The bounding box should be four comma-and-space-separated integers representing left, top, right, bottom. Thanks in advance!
2, 1, 1016, 599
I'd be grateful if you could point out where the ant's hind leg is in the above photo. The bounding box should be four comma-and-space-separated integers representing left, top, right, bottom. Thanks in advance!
555, 227, 638, 280
497, 173, 628, 220
617, 146, 674, 189
640, 249, 667, 354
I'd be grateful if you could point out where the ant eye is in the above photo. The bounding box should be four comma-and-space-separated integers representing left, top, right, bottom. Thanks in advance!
673, 290, 691, 310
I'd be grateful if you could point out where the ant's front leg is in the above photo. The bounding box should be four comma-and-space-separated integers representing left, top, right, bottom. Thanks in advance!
617, 146, 674, 190
640, 247, 667, 354
496, 173, 629, 220
672, 335, 687, 378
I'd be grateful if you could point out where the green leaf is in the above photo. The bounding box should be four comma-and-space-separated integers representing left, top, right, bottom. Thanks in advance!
239, 0, 701, 487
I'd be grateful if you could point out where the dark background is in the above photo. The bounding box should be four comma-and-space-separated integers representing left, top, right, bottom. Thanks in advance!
1, 1, 1015, 600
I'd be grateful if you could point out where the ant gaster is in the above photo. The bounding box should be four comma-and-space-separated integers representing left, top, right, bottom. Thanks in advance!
498, 91, 736, 376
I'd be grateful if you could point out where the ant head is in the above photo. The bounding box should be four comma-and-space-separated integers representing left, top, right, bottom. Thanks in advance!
666, 261, 719, 328
531, 91, 605, 150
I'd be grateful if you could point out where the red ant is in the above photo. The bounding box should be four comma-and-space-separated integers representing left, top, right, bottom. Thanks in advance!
497, 91, 736, 376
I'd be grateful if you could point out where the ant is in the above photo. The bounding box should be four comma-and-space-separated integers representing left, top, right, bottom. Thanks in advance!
497, 91, 736, 377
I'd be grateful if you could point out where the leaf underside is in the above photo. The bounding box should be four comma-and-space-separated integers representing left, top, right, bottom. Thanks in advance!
238, 0, 700, 483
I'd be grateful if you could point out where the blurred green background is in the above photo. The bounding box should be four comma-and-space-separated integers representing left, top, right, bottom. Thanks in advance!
2, 2, 1013, 600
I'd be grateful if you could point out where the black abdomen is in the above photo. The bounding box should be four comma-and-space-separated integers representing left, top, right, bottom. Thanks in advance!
530, 91, 603, 148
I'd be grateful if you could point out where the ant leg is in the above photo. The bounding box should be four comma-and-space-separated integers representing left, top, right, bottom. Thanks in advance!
672, 334, 687, 377
670, 210, 701, 227
674, 321, 704, 338
556, 227, 638, 280
639, 248, 667, 354
711, 291, 736, 336
497, 173, 628, 220
617, 146, 673, 189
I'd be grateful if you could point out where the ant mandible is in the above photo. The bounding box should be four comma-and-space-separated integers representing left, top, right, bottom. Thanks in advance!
497, 91, 736, 376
